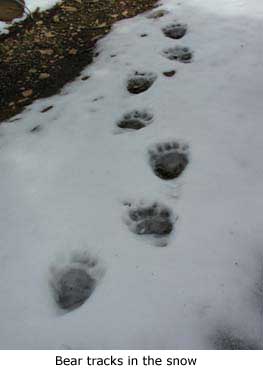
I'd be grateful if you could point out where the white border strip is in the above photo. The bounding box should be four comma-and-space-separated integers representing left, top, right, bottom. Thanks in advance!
0, 350, 263, 370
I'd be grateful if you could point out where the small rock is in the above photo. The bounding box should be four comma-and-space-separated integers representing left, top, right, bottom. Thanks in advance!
39, 73, 50, 80
39, 49, 54, 56
63, 6, 77, 12
68, 48, 77, 55
45, 32, 54, 38
53, 15, 60, 22
22, 89, 33, 98
18, 98, 29, 104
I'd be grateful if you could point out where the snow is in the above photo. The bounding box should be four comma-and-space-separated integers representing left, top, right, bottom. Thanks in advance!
25, 0, 60, 10
1, 0, 263, 349
0, 0, 60, 34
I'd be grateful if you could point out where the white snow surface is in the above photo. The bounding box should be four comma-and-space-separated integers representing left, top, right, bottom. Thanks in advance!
1, 0, 263, 349
26, 0, 60, 9
0, 0, 60, 33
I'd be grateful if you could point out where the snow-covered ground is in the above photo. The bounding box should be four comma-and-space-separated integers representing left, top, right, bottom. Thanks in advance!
1, 0, 263, 349
25, 0, 60, 9
0, 0, 60, 33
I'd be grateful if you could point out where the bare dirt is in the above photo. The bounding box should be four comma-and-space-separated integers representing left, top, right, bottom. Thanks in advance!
0, 0, 157, 123
0, 0, 25, 22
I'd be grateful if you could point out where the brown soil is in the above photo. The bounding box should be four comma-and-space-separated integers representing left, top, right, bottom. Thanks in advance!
0, 0, 25, 22
0, 0, 158, 123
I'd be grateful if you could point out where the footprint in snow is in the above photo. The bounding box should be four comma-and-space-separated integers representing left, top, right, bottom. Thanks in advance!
124, 201, 175, 246
162, 23, 187, 40
163, 70, 176, 77
50, 251, 103, 311
41, 105, 53, 113
30, 125, 42, 133
147, 9, 169, 19
162, 46, 193, 63
117, 109, 153, 131
127, 71, 157, 94
211, 327, 260, 350
55, 269, 95, 310
92, 96, 104, 102
149, 141, 189, 180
